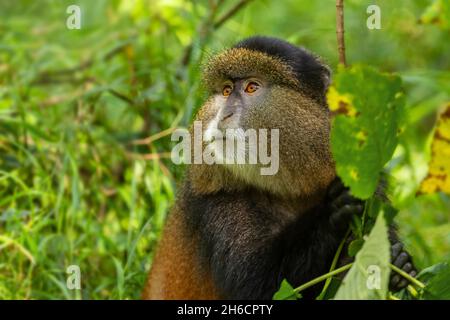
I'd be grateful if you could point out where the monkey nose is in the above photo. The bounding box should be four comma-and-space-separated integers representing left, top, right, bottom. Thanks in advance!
218, 112, 236, 130
221, 112, 234, 122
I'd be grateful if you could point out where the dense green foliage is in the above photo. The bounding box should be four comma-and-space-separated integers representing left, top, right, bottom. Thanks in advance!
0, 0, 449, 299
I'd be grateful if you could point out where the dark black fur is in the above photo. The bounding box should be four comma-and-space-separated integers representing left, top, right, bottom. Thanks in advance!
234, 36, 330, 103
183, 178, 416, 299
183, 181, 345, 299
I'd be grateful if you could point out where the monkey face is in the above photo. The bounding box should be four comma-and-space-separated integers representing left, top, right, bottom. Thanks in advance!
204, 76, 268, 135
192, 38, 336, 197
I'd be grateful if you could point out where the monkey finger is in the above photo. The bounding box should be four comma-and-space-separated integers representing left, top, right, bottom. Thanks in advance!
327, 178, 346, 200
402, 262, 413, 273
390, 267, 418, 292
389, 274, 401, 289
330, 204, 363, 227
397, 278, 409, 289
393, 252, 410, 269
391, 242, 403, 260
331, 191, 362, 210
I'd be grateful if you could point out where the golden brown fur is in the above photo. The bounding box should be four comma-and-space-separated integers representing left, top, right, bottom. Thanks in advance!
143, 38, 335, 299
143, 37, 417, 299
142, 204, 220, 299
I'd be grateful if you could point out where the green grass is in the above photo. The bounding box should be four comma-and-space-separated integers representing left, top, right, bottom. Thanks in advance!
1, 0, 449, 299
0, 145, 175, 299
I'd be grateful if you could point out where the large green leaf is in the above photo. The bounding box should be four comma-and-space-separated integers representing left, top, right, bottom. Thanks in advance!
422, 262, 450, 300
334, 213, 390, 300
328, 65, 405, 199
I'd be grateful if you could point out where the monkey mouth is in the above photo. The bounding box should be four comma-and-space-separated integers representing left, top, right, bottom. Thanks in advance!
221, 112, 234, 122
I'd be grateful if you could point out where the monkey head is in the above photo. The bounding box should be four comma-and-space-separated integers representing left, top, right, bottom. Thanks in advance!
188, 36, 336, 199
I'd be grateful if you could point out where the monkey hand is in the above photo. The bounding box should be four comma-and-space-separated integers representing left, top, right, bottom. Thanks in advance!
326, 177, 364, 232
389, 242, 418, 292
326, 179, 418, 292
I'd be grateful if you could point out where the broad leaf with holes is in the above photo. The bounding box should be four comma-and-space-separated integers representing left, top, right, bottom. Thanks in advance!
328, 65, 405, 199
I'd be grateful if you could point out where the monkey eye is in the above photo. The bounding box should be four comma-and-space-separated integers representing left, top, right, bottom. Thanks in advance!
244, 81, 260, 94
222, 85, 233, 97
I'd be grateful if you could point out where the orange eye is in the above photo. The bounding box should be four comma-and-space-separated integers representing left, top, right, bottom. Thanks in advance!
222, 85, 233, 97
245, 82, 259, 94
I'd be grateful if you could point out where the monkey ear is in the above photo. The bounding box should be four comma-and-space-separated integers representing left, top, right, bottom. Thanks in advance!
320, 65, 331, 93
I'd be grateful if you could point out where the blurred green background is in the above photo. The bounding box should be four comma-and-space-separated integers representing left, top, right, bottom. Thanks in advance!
0, 0, 449, 299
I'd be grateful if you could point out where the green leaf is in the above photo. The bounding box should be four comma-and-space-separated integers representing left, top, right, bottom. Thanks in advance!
334, 213, 391, 300
418, 262, 448, 283
366, 196, 382, 219
329, 65, 406, 199
348, 239, 365, 257
273, 279, 302, 300
350, 214, 363, 237
420, 0, 450, 30
422, 262, 450, 300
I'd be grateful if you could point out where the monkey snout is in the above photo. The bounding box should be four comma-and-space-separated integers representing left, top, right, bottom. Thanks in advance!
218, 112, 239, 130
221, 112, 234, 122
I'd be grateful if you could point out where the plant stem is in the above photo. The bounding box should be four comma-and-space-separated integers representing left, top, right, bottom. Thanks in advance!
317, 228, 350, 299
388, 293, 400, 300
407, 284, 419, 298
390, 264, 425, 289
336, 0, 347, 66
294, 263, 353, 293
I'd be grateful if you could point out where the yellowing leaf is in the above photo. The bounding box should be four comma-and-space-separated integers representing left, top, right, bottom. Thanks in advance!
327, 86, 357, 117
330, 65, 405, 199
420, 104, 450, 195
419, 0, 450, 30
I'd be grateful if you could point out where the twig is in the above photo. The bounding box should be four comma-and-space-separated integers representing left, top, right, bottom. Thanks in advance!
181, 0, 253, 66
34, 42, 131, 83
388, 293, 400, 300
336, 0, 347, 66
127, 152, 172, 161
407, 284, 419, 298
294, 263, 353, 294
108, 89, 134, 105
213, 0, 253, 29
131, 127, 177, 145
180, 1, 220, 66
317, 228, 351, 299
31, 76, 96, 86
390, 264, 425, 289
38, 60, 94, 78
